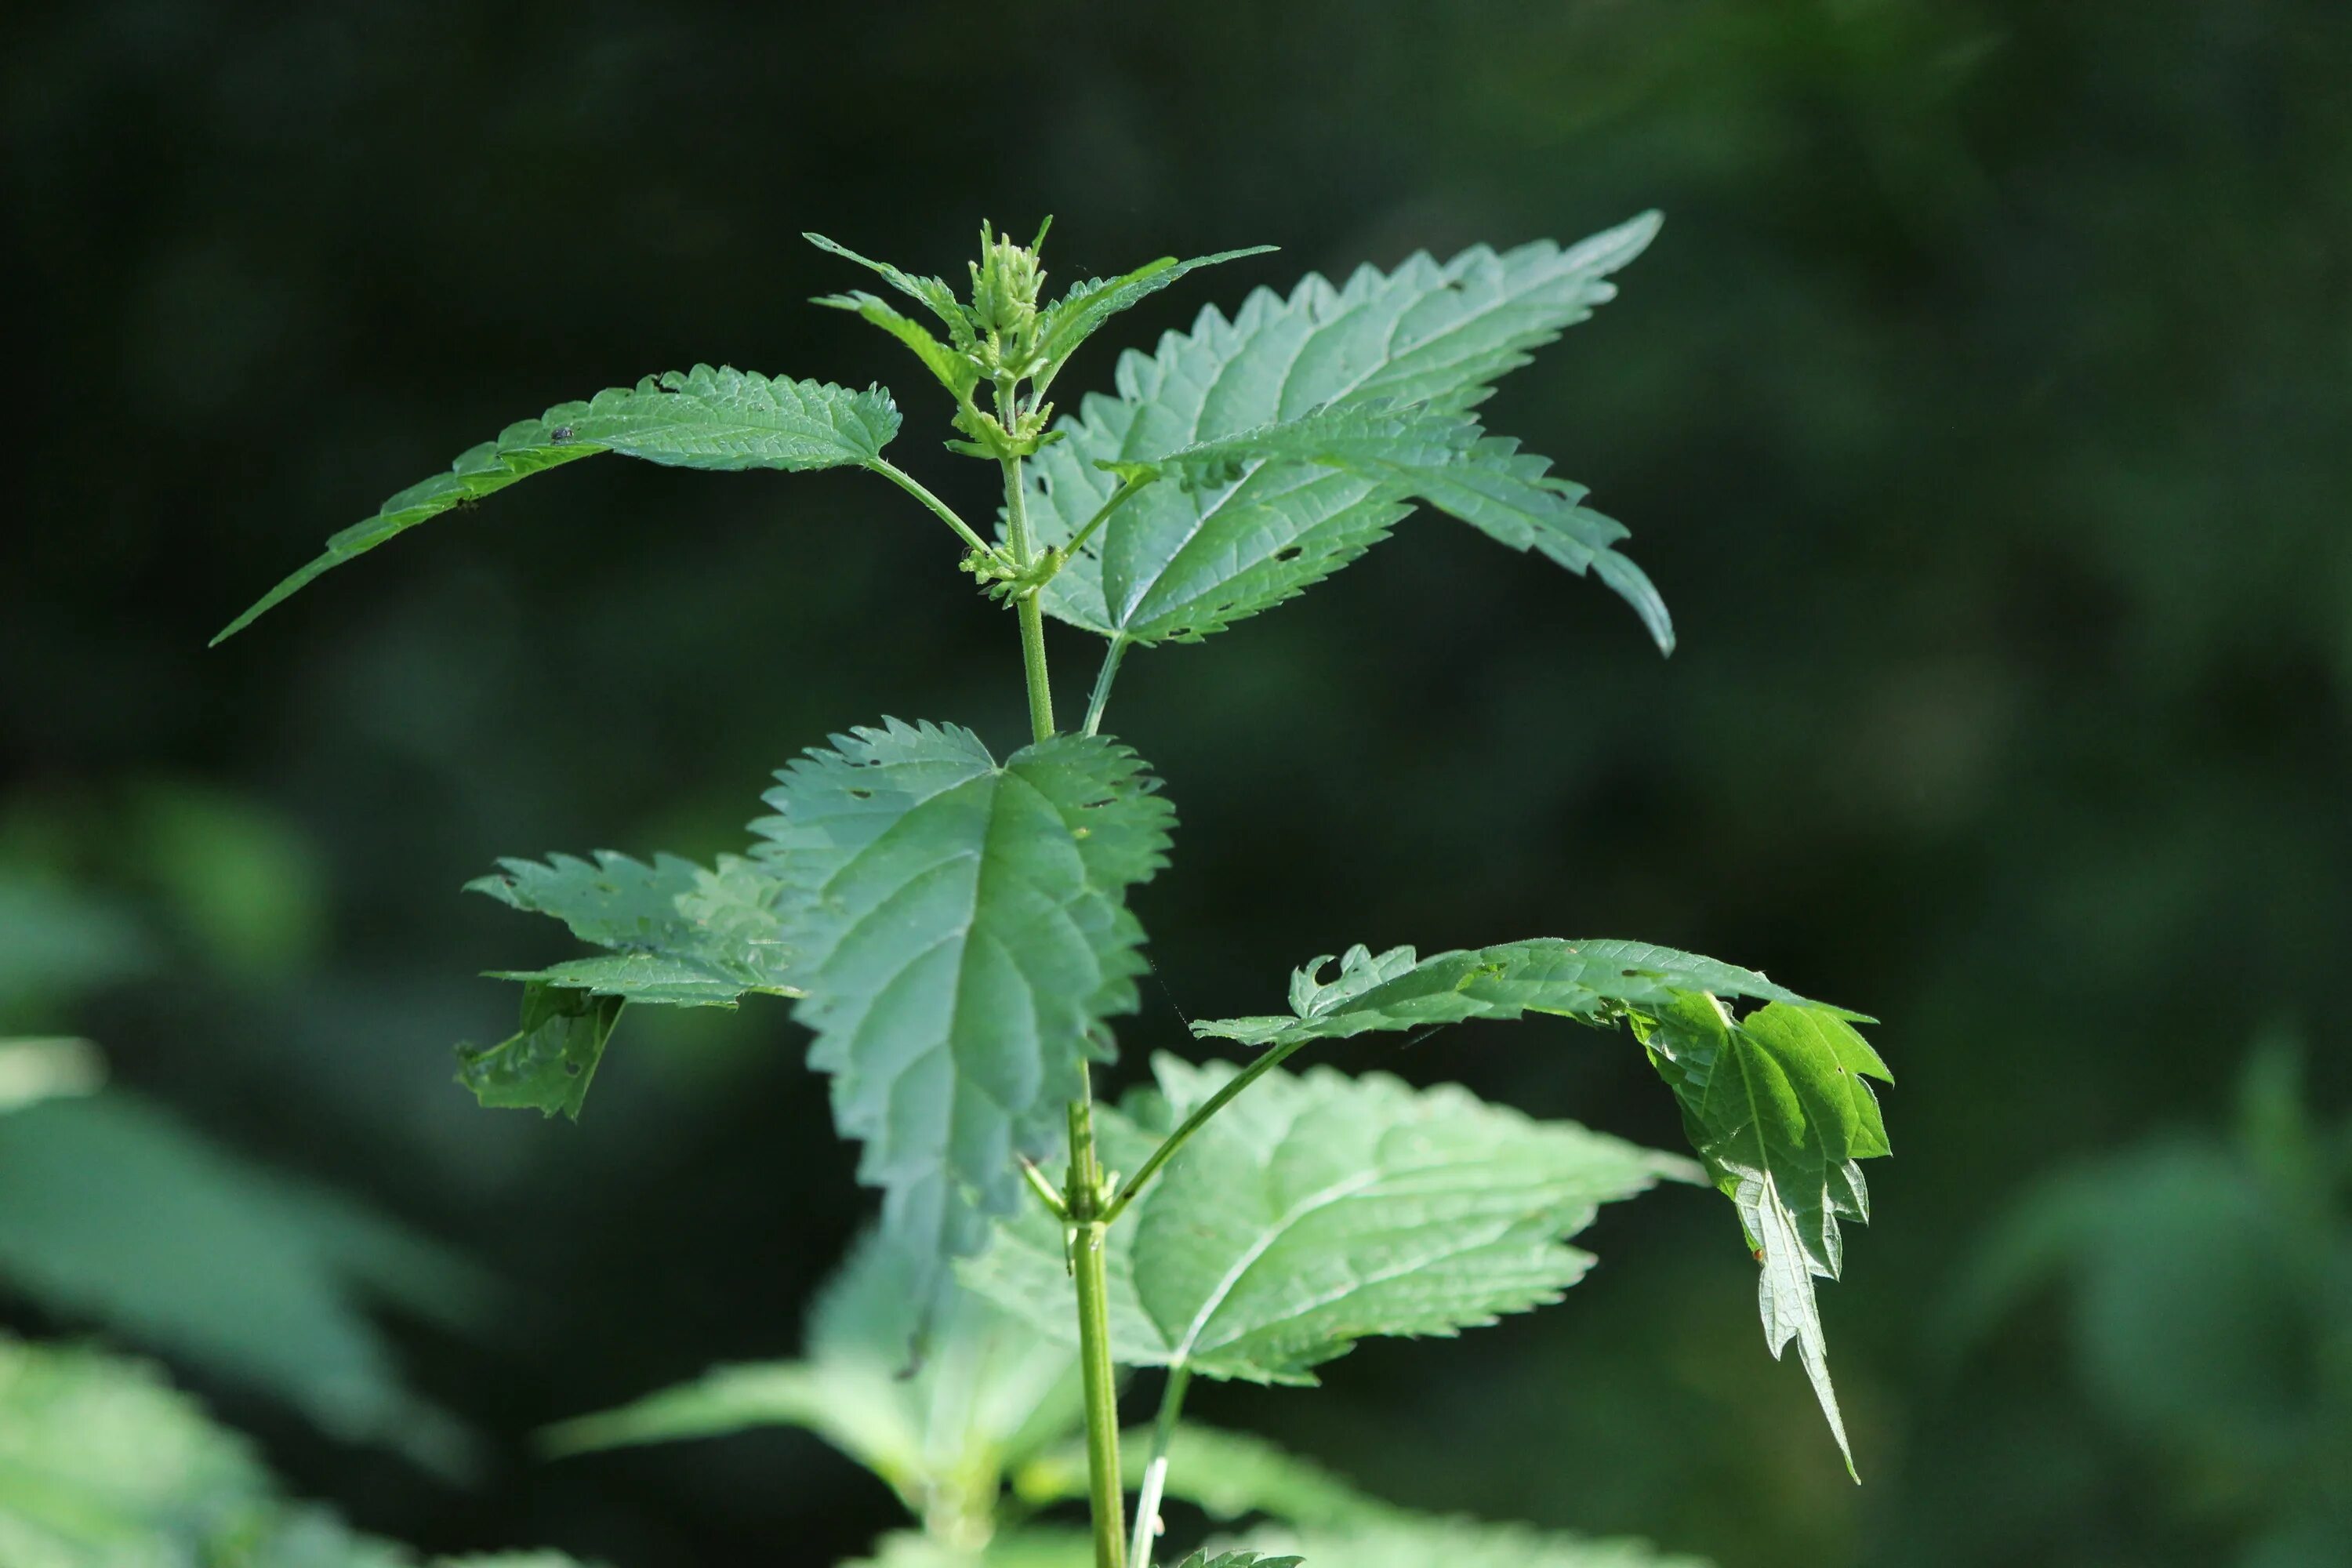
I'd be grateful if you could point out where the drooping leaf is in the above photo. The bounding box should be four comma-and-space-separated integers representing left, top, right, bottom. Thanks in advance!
1635, 993, 1891, 1478
545, 1226, 1080, 1542
1015, 1421, 1401, 1532
964, 1055, 1692, 1383
0, 1093, 487, 1471
1098, 405, 1671, 652
1029, 247, 1278, 396
469, 849, 795, 1006
1190, 938, 1839, 1050
759, 720, 1174, 1315
214, 368, 900, 642
1229, 1515, 1709, 1568
1022, 214, 1661, 646
452, 983, 624, 1121
1190, 938, 1886, 1475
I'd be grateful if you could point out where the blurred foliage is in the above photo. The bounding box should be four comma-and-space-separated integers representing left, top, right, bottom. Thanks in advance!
5, 0, 2350, 1563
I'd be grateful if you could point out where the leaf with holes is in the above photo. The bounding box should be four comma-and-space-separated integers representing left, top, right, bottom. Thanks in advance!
453, 983, 623, 1120
963, 1054, 1693, 1382
759, 720, 1174, 1316
1022, 213, 1659, 646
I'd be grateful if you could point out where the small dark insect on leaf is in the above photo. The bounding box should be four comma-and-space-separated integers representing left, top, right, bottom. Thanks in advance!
549, 425, 575, 442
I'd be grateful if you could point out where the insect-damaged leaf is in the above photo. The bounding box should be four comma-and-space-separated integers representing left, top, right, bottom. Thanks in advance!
214, 368, 899, 642
963, 1054, 1691, 1384
453, 983, 623, 1121
757, 720, 1174, 1321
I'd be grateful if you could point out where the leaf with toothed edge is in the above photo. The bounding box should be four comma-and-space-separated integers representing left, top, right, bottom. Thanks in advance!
453, 984, 622, 1120
213, 367, 898, 643
961, 1053, 1696, 1384
1022, 213, 1664, 648
1189, 935, 1888, 1477
757, 719, 1175, 1323
467, 848, 796, 1007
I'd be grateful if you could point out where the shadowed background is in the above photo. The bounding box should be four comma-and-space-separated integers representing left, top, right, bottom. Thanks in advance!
5, 2, 2350, 1564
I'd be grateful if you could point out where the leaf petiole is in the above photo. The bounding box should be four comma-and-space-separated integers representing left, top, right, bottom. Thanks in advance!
1098, 1033, 1319, 1227
866, 456, 1007, 565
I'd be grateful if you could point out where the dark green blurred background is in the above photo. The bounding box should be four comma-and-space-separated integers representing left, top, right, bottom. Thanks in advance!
7, 2, 2350, 1564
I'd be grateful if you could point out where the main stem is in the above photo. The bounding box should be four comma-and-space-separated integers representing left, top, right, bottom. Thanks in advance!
1067, 1085, 1127, 1568
1001, 452, 1056, 744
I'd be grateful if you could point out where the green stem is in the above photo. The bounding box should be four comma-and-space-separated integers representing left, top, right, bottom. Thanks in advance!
1067, 1083, 1127, 1568
1128, 1365, 1192, 1568
866, 458, 1001, 561
1082, 636, 1130, 739
1002, 455, 1057, 742
1100, 1033, 1319, 1227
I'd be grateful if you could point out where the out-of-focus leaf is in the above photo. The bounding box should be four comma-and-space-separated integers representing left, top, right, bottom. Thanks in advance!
546, 1226, 1081, 1545
1229, 1515, 1709, 1567
0, 1093, 486, 1469
0, 1038, 105, 1114
1015, 1421, 1400, 1531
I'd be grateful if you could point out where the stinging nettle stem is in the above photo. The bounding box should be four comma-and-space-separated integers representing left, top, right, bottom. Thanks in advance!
1066, 1082, 1127, 1568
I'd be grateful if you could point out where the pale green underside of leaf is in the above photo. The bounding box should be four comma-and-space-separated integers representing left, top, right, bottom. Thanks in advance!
545, 1227, 1080, 1530
0, 1093, 485, 1472
1100, 402, 1672, 654
759, 720, 1174, 1316
963, 1054, 1691, 1383
1228, 1516, 1710, 1568
1015, 1421, 1403, 1532
1193, 936, 1889, 1477
213, 367, 899, 643
469, 848, 796, 1007
1023, 214, 1661, 646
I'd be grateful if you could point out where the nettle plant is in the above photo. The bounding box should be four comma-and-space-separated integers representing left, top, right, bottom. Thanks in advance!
219, 216, 1893, 1568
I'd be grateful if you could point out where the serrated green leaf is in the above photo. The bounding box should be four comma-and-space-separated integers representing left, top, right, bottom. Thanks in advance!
1636, 995, 1891, 1479
1024, 215, 1660, 645
1029, 247, 1277, 397
0, 1093, 485, 1471
758, 720, 1174, 1316
1192, 938, 1886, 1475
469, 849, 794, 1006
545, 1227, 1080, 1541
806, 233, 978, 343
818, 290, 985, 409
964, 1056, 1690, 1383
1191, 938, 1842, 1050
1097, 405, 1671, 653
213, 368, 899, 643
1173, 1554, 1302, 1568
1229, 1515, 1708, 1568
452, 983, 622, 1120
1015, 1421, 1400, 1532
